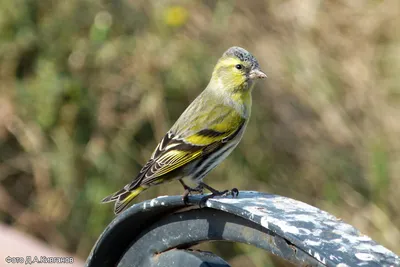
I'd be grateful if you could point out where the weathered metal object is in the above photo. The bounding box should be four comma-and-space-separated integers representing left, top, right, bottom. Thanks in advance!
86, 191, 400, 267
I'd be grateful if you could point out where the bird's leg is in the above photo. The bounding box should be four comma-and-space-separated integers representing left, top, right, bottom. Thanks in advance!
180, 180, 204, 204
198, 182, 239, 207
179, 180, 204, 193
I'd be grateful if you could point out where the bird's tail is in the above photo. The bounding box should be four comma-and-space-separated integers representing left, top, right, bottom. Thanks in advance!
101, 186, 146, 215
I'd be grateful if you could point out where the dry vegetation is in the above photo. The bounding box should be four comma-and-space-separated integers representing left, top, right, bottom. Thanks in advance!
0, 0, 399, 265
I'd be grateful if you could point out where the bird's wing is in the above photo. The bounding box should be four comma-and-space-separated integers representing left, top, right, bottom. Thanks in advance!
126, 106, 245, 189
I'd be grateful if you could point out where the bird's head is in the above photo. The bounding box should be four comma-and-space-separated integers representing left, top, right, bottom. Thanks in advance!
211, 46, 267, 93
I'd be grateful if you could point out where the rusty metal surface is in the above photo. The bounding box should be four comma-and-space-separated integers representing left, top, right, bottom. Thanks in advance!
86, 191, 400, 267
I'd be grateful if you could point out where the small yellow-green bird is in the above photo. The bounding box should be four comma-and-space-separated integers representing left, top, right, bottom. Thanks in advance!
102, 46, 266, 214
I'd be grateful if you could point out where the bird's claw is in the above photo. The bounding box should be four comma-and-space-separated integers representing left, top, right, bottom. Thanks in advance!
198, 188, 239, 208
230, 187, 239, 197
182, 193, 190, 205
182, 186, 204, 205
220, 188, 239, 197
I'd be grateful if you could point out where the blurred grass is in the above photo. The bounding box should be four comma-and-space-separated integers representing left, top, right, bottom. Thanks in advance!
0, 0, 400, 265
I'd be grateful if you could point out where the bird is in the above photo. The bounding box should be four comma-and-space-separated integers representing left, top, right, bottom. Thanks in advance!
102, 46, 267, 214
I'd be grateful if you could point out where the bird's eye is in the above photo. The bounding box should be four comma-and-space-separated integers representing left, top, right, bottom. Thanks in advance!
235, 64, 243, 70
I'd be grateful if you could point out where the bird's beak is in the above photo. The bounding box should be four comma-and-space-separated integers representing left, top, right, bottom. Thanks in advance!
249, 69, 267, 80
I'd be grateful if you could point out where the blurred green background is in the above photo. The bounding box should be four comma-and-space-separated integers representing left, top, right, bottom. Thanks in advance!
1, 0, 399, 265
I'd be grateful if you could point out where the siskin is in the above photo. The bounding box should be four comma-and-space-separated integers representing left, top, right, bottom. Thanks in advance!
102, 46, 267, 214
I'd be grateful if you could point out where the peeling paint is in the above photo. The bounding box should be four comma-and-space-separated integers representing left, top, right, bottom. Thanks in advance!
209, 192, 400, 266
268, 218, 300, 235
149, 199, 156, 207
121, 191, 400, 267
355, 253, 375, 261
304, 239, 322, 246
260, 217, 268, 229
313, 251, 326, 264
312, 229, 323, 237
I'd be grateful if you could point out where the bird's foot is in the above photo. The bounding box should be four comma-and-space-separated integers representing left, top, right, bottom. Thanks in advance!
181, 185, 204, 204
229, 187, 239, 197
198, 187, 240, 208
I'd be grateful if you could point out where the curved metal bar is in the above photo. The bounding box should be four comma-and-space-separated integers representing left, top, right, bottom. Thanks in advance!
118, 208, 323, 267
204, 192, 400, 267
86, 191, 400, 267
